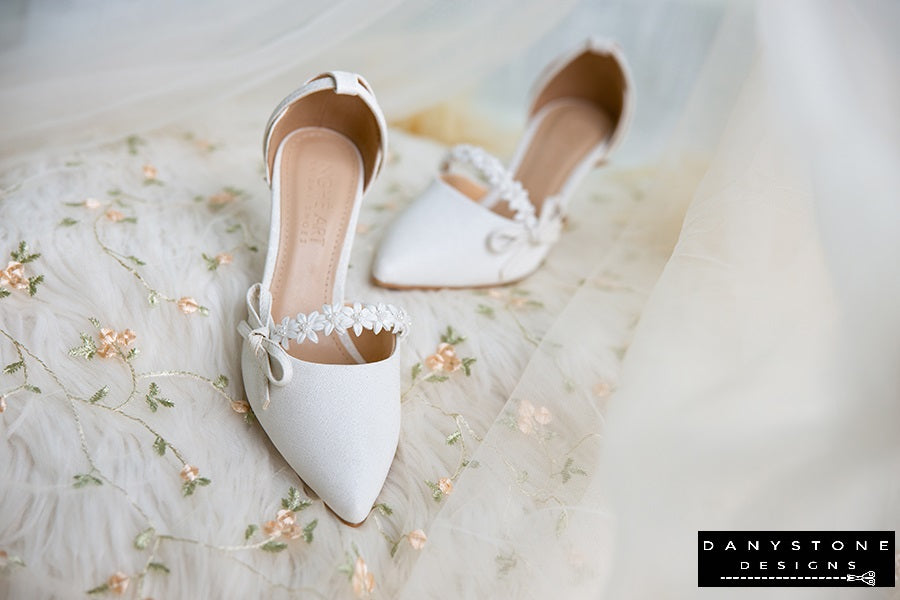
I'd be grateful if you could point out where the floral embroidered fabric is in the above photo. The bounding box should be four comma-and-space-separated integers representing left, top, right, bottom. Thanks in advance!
271, 302, 411, 347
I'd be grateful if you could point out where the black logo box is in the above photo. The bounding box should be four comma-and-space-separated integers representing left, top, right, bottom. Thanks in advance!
698, 531, 895, 587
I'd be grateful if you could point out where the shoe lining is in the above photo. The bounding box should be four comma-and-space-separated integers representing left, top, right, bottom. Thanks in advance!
269, 128, 391, 365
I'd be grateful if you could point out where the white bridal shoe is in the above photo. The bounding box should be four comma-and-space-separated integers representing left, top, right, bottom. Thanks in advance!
372, 38, 634, 288
239, 72, 409, 525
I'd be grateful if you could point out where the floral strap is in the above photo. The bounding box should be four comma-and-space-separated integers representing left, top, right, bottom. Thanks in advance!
441, 144, 537, 228
270, 301, 411, 349
238, 285, 411, 409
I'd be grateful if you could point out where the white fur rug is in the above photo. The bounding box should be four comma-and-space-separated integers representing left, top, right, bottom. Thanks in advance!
0, 125, 665, 599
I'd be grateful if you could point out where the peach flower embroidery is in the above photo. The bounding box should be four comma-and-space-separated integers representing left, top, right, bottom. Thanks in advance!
407, 529, 427, 550
180, 464, 199, 482
177, 297, 199, 314
215, 253, 232, 266
517, 399, 552, 434
352, 557, 375, 598
230, 400, 250, 414
96, 328, 136, 359
107, 571, 129, 594
208, 190, 236, 206
534, 406, 552, 425
142, 164, 158, 180
592, 381, 612, 398
0, 396, 6, 413
425, 343, 461, 373
0, 262, 28, 290
105, 209, 124, 222
437, 477, 453, 495
263, 509, 302, 540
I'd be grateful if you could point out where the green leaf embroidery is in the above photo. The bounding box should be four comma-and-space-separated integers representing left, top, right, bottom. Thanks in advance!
23, 384, 40, 394
445, 431, 462, 445
556, 510, 569, 537
302, 519, 317, 543
73, 473, 102, 488
374, 503, 393, 516
439, 325, 466, 346
476, 304, 496, 319
10, 241, 40, 264
261, 541, 287, 553
558, 457, 587, 484
3, 360, 24, 374
425, 480, 443, 502
425, 374, 449, 383
69, 333, 97, 360
182, 477, 210, 497
125, 135, 144, 155
27, 275, 44, 296
281, 486, 311, 512
461, 357, 477, 376
145, 382, 173, 412
153, 436, 167, 456
148, 562, 170, 574
201, 253, 220, 271
244, 524, 258, 540
410, 362, 422, 381
127, 255, 146, 266
496, 552, 518, 576
58, 217, 79, 227
213, 375, 229, 390
86, 583, 109, 594
134, 527, 155, 550
0, 288, 10, 299
88, 385, 109, 404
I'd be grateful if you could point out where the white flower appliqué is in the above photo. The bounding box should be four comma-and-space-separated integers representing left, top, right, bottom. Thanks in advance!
271, 301, 410, 347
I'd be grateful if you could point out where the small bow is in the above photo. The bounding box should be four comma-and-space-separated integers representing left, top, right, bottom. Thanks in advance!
846, 571, 876, 586
487, 195, 565, 254
237, 283, 292, 409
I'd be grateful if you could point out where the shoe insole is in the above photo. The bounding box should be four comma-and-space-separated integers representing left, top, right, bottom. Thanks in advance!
269, 128, 361, 365
500, 99, 613, 219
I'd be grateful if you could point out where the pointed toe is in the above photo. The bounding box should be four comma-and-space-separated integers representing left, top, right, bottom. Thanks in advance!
243, 335, 400, 523
373, 178, 544, 288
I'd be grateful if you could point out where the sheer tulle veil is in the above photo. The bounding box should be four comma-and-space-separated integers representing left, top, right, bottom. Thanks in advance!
1, 0, 897, 597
